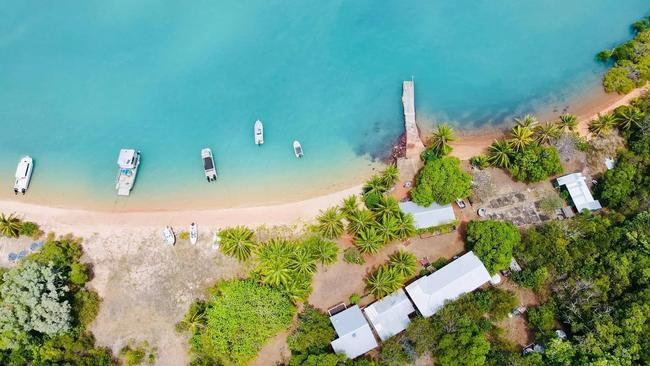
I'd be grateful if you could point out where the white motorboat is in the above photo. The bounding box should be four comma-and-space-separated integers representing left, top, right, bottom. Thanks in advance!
201, 148, 217, 182
163, 226, 176, 246
189, 223, 198, 245
13, 156, 33, 195
254, 120, 264, 145
116, 149, 140, 196
293, 140, 303, 158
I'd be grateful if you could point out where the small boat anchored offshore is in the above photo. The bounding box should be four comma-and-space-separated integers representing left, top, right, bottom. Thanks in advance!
116, 149, 140, 196
189, 223, 198, 245
254, 120, 264, 145
163, 226, 176, 246
201, 148, 217, 182
13, 156, 33, 195
293, 140, 304, 158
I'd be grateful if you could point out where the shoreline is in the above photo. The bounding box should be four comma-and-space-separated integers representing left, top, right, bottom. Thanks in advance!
1, 84, 647, 231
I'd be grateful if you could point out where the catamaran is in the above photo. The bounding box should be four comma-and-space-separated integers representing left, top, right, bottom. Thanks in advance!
116, 149, 140, 196
163, 226, 176, 246
293, 140, 304, 158
13, 156, 33, 195
254, 120, 264, 145
189, 223, 198, 245
201, 148, 217, 182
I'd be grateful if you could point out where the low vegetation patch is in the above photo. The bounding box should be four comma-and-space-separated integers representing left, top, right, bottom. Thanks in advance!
0, 212, 43, 239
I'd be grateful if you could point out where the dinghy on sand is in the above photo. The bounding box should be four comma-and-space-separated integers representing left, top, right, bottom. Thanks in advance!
163, 226, 176, 246
190, 223, 198, 245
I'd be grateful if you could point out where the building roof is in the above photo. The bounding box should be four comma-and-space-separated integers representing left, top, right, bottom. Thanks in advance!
405, 251, 491, 317
330, 306, 378, 359
363, 289, 415, 341
398, 201, 456, 229
556, 173, 602, 212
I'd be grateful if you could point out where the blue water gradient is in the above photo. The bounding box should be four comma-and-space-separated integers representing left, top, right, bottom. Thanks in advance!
0, 1, 647, 208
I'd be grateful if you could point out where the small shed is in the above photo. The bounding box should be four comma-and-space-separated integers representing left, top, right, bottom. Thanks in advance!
398, 201, 456, 229
330, 305, 378, 359
556, 173, 601, 212
363, 289, 415, 341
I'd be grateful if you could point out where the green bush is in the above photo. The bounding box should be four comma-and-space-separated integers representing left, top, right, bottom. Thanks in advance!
187, 280, 295, 365
378, 338, 410, 366
465, 220, 521, 275
527, 304, 556, 335
74, 289, 101, 329
288, 305, 335, 359
18, 221, 42, 239
508, 144, 563, 183
470, 155, 491, 170
411, 156, 472, 206
349, 293, 361, 305
512, 267, 549, 292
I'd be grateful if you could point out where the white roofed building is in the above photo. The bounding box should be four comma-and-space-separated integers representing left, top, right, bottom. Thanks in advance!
330, 306, 378, 359
405, 251, 491, 317
363, 289, 415, 341
556, 173, 602, 212
398, 201, 456, 229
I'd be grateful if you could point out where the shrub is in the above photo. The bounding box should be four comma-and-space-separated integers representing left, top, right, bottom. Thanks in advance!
527, 304, 556, 335
19, 221, 43, 239
343, 247, 365, 265
349, 293, 361, 305
470, 155, 490, 170
288, 305, 336, 358
178, 231, 190, 240
379, 338, 410, 366
411, 156, 472, 206
74, 289, 101, 329
508, 144, 563, 183
512, 267, 549, 291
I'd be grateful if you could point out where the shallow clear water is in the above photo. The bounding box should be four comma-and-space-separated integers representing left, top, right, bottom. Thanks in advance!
1, 1, 647, 209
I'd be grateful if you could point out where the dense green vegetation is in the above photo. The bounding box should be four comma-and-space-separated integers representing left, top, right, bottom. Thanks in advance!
596, 94, 650, 214
599, 15, 650, 94
380, 288, 519, 366
0, 213, 43, 239
411, 156, 472, 206
182, 280, 295, 366
365, 250, 417, 299
465, 220, 520, 275
0, 235, 113, 365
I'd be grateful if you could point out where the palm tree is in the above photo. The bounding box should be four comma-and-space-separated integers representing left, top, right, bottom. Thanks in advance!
302, 236, 339, 265
366, 265, 400, 299
340, 195, 360, 219
259, 257, 293, 286
376, 215, 399, 243
316, 207, 344, 239
219, 226, 256, 261
395, 213, 417, 239
381, 165, 400, 189
488, 140, 514, 168
430, 124, 456, 156
557, 114, 578, 132
372, 195, 401, 219
281, 275, 312, 304
509, 125, 534, 151
257, 238, 293, 263
514, 114, 538, 128
613, 105, 644, 130
354, 227, 384, 254
290, 248, 317, 275
362, 176, 387, 196
588, 114, 616, 136
175, 301, 207, 334
534, 122, 561, 145
388, 250, 418, 278
347, 209, 375, 236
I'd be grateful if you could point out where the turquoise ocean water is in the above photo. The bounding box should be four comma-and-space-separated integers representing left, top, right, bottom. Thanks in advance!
1, 1, 648, 209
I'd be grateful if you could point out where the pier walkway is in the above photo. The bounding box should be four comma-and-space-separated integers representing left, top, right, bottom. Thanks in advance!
397, 80, 425, 182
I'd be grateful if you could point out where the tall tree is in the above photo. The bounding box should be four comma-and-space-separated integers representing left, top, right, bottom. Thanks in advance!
0, 213, 22, 238
588, 113, 616, 136
381, 165, 400, 189
347, 209, 375, 236
488, 140, 513, 168
410, 157, 472, 206
534, 122, 561, 145
316, 207, 344, 239
557, 114, 578, 132
354, 227, 384, 254
465, 220, 521, 275
509, 125, 534, 151
365, 266, 400, 298
514, 114, 538, 128
613, 105, 644, 130
219, 226, 256, 261
388, 250, 418, 279
430, 124, 457, 156
395, 213, 417, 239
339, 195, 359, 220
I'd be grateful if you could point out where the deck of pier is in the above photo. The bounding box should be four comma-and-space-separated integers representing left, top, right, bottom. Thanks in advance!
397, 81, 425, 181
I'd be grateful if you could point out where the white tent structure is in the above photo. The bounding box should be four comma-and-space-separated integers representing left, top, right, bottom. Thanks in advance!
363, 289, 415, 341
398, 201, 456, 229
405, 251, 491, 317
556, 173, 602, 212
330, 306, 378, 359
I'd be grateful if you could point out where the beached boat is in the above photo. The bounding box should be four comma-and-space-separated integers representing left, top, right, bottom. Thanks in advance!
190, 223, 198, 245
163, 226, 176, 245
202, 148, 217, 182
116, 149, 140, 196
254, 120, 264, 145
13, 156, 33, 195
293, 140, 303, 158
